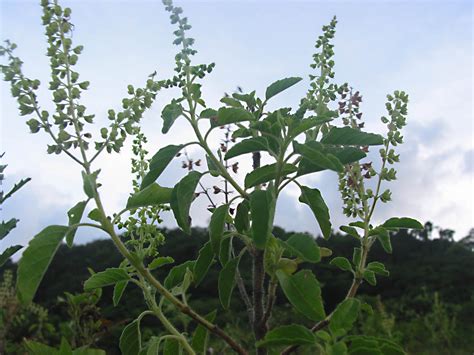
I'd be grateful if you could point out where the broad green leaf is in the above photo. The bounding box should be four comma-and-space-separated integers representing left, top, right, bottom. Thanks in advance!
250, 189, 275, 249
200, 108, 217, 118
283, 233, 321, 263
162, 102, 182, 134
330, 257, 353, 272
219, 234, 232, 266
209, 204, 228, 254
382, 217, 423, 230
372, 227, 392, 253
84, 268, 130, 290
221, 96, 243, 107
87, 209, 102, 222
218, 256, 241, 309
66, 200, 87, 247
256, 324, 316, 347
194, 241, 214, 286
367, 262, 389, 276
0, 218, 17, 240
328, 342, 349, 355
363, 270, 377, 286
276, 269, 325, 321
164, 260, 196, 290
17, 225, 68, 304
113, 280, 128, 306
206, 155, 220, 177
170, 171, 202, 234
191, 310, 217, 352
163, 339, 179, 355
299, 186, 332, 239
0, 245, 22, 267
321, 127, 384, 146
346, 335, 405, 355
289, 115, 334, 139
329, 298, 361, 337
225, 137, 270, 160
148, 256, 174, 270
146, 337, 160, 355
127, 183, 172, 209
24, 340, 58, 355
245, 163, 297, 188
141, 145, 183, 189
294, 141, 344, 173
234, 200, 250, 233
217, 107, 254, 125
58, 337, 72, 355
265, 77, 302, 100
81, 170, 99, 199
340, 225, 360, 240
120, 320, 141, 355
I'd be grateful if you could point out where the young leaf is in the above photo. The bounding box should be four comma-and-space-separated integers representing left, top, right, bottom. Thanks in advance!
217, 107, 254, 125
276, 269, 326, 321
127, 183, 172, 209
170, 171, 202, 235
363, 270, 377, 286
245, 163, 297, 188
225, 137, 270, 160
330, 257, 353, 273
256, 324, 316, 347
288, 115, 334, 139
148, 256, 174, 270
372, 227, 392, 253
161, 102, 183, 134
206, 154, 220, 177
113, 280, 128, 307
250, 189, 274, 249
141, 145, 183, 189
17, 225, 68, 304
367, 261, 389, 276
294, 142, 344, 173
340, 225, 360, 240
66, 200, 87, 247
382, 217, 423, 230
119, 320, 141, 355
234, 200, 250, 233
321, 126, 384, 146
299, 186, 332, 239
265, 77, 302, 100
81, 170, 99, 199
84, 268, 130, 291
209, 204, 228, 254
194, 241, 214, 286
218, 256, 241, 309
283, 233, 321, 263
191, 310, 217, 352
164, 260, 196, 290
0, 245, 22, 267
329, 298, 361, 337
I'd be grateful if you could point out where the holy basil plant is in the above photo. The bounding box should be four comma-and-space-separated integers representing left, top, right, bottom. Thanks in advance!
0, 0, 422, 354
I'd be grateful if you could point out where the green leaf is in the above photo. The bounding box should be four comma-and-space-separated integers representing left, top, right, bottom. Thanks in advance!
66, 201, 87, 247
382, 217, 423, 230
330, 257, 353, 272
206, 155, 220, 177
294, 141, 344, 173
191, 310, 217, 352
218, 256, 241, 309
113, 280, 128, 307
127, 183, 172, 209
217, 107, 254, 125
328, 342, 348, 355
200, 108, 217, 118
0, 218, 18, 240
87, 208, 102, 223
363, 270, 377, 286
162, 102, 182, 134
283, 233, 321, 263
329, 298, 361, 337
219, 234, 232, 266
299, 186, 332, 239
81, 170, 99, 199
0, 245, 22, 267
352, 248, 362, 267
340, 225, 361, 240
367, 262, 389, 277
0, 177, 31, 204
346, 335, 406, 355
234, 200, 250, 233
119, 320, 141, 355
24, 340, 58, 355
289, 115, 334, 139
72, 348, 106, 355
245, 163, 297, 188
250, 189, 275, 249
276, 269, 325, 321
164, 260, 196, 290
84, 268, 130, 291
225, 137, 270, 160
372, 227, 392, 253
148, 256, 174, 270
141, 145, 183, 189
17, 225, 68, 304
209, 204, 228, 254
170, 171, 202, 234
265, 77, 302, 100
194, 241, 214, 286
321, 127, 384, 146
163, 339, 179, 355
257, 324, 316, 347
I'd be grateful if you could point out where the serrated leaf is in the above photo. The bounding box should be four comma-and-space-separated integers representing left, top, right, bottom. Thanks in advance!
250, 189, 275, 249
257, 324, 316, 347
330, 257, 353, 272
265, 77, 302, 100
299, 186, 331, 239
127, 183, 172, 209
194, 241, 214, 286
191, 310, 217, 352
225, 137, 270, 160
119, 320, 141, 355
217, 107, 254, 125
17, 225, 68, 304
0, 218, 18, 240
382, 217, 423, 230
0, 177, 31, 204
218, 256, 241, 309
66, 201, 87, 247
329, 298, 361, 337
113, 280, 128, 307
170, 171, 202, 234
209, 204, 228, 254
162, 102, 182, 134
84, 268, 130, 290
141, 145, 183, 189
245, 163, 297, 188
283, 233, 321, 263
276, 269, 325, 321
321, 126, 384, 146
0, 245, 22, 267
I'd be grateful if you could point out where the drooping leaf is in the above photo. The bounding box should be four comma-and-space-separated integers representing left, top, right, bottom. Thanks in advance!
225, 137, 270, 160
329, 298, 361, 337
194, 241, 214, 286
218, 256, 241, 309
191, 310, 217, 352
363, 270, 377, 286
330, 257, 353, 272
127, 183, 172, 209
256, 324, 316, 347
206, 155, 220, 177
161, 102, 183, 134
245, 163, 297, 188
0, 245, 22, 267
294, 142, 344, 173
141, 145, 183, 189
17, 225, 68, 304
148, 256, 174, 270
217, 107, 254, 125
340, 225, 361, 240
209, 204, 228, 254
299, 186, 332, 239
84, 268, 130, 291
321, 126, 384, 146
283, 233, 321, 263
170, 171, 202, 234
276, 269, 326, 321
382, 217, 423, 230
200, 108, 217, 119
66, 200, 88, 247
81, 170, 99, 199
234, 200, 250, 234
113, 280, 128, 307
119, 320, 141, 355
250, 189, 275, 249
0, 218, 18, 240
265, 77, 302, 100
367, 262, 389, 276
372, 227, 392, 253
164, 260, 196, 290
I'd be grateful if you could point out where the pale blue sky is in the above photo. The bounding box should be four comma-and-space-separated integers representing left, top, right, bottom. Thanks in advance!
1, 0, 472, 255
